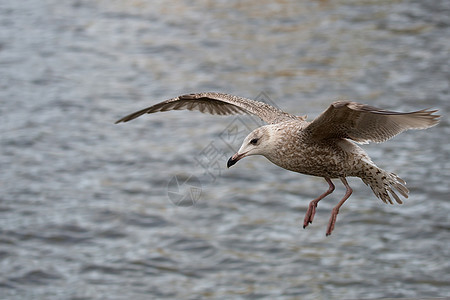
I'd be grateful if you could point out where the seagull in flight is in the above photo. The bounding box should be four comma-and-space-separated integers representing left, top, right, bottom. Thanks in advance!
116, 92, 440, 235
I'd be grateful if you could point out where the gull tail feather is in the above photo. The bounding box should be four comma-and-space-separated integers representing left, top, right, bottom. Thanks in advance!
361, 167, 409, 205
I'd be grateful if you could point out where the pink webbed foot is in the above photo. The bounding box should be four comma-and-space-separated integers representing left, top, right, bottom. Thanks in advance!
302, 178, 334, 229
326, 208, 339, 236
325, 177, 353, 236
303, 201, 318, 228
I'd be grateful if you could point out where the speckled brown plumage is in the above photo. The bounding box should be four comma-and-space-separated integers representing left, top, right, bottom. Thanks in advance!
116, 92, 440, 235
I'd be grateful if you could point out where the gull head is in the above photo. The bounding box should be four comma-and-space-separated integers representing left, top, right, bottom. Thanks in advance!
227, 125, 274, 168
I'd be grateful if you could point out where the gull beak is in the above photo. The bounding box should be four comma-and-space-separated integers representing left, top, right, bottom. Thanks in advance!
227, 152, 246, 168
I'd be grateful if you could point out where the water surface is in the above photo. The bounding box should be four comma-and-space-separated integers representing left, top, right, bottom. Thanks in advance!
0, 0, 449, 299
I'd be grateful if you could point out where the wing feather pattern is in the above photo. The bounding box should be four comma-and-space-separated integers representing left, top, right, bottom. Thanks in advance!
115, 92, 299, 124
306, 101, 440, 143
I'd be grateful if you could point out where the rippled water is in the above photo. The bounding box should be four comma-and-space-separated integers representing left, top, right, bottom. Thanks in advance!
1, 0, 449, 299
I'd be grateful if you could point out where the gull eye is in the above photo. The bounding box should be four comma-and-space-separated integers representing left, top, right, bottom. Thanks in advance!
250, 138, 259, 145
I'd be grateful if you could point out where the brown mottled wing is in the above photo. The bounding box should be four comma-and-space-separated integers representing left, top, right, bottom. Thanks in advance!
115, 92, 298, 124
305, 101, 440, 143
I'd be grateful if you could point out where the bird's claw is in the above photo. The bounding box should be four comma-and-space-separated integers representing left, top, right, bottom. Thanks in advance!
326, 209, 339, 236
303, 202, 317, 229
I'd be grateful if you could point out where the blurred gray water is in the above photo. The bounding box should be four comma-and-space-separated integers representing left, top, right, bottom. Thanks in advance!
1, 0, 449, 299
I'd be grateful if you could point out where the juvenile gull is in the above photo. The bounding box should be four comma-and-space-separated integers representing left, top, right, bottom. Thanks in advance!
116, 92, 440, 235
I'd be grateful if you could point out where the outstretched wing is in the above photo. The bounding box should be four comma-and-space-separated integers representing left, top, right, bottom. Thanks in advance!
305, 101, 440, 144
115, 92, 299, 124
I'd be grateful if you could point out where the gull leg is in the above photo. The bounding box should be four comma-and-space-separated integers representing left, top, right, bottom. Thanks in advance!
303, 178, 335, 229
326, 177, 352, 236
